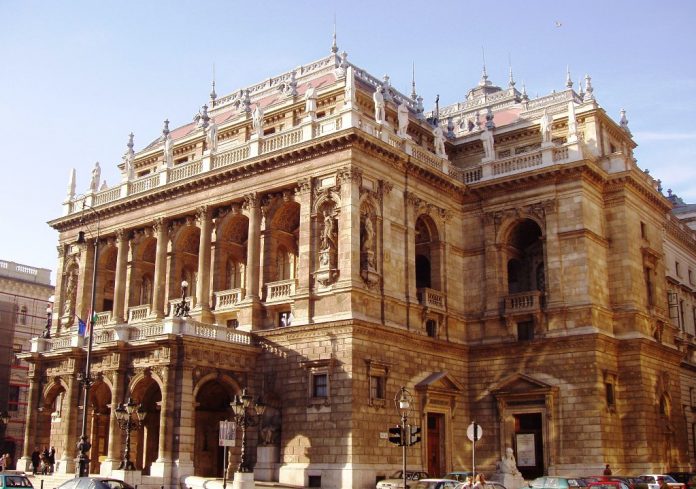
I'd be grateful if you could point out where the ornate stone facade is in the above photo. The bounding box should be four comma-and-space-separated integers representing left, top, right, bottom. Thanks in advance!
18, 48, 696, 489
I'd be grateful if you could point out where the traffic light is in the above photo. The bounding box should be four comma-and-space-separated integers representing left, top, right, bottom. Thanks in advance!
388, 426, 404, 446
409, 425, 422, 446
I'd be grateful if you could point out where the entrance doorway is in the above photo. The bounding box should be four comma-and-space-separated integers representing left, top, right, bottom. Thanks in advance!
514, 413, 543, 479
427, 413, 445, 477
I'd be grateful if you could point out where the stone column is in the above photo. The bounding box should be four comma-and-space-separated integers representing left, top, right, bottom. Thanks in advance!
100, 368, 125, 474
292, 179, 313, 325
151, 218, 168, 318
243, 194, 261, 300
16, 368, 41, 472
173, 366, 195, 479
405, 192, 420, 304
55, 375, 78, 474
111, 229, 129, 323
150, 366, 173, 477
77, 238, 97, 322
336, 167, 362, 287
194, 206, 213, 322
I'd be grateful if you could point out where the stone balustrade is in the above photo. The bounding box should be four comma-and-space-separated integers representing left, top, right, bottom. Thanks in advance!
265, 279, 297, 303
214, 288, 244, 311
417, 287, 446, 312
504, 290, 543, 314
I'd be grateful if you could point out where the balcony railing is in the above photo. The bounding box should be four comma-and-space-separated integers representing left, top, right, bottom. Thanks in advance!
504, 290, 543, 314
417, 287, 446, 312
214, 288, 244, 310
128, 305, 151, 323
265, 279, 297, 303
95, 312, 110, 327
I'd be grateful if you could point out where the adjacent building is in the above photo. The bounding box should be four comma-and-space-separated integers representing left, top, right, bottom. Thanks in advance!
0, 260, 53, 464
17, 44, 696, 488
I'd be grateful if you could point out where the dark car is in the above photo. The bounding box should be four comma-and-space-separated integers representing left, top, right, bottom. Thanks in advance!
588, 480, 631, 489
668, 474, 696, 489
55, 478, 135, 489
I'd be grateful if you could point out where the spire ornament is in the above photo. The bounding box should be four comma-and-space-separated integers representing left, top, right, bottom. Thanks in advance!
583, 74, 594, 102
331, 15, 338, 55
619, 108, 631, 135
566, 66, 573, 89
67, 168, 76, 200
411, 61, 418, 100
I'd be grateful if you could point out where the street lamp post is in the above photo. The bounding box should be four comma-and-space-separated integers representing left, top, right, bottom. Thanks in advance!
230, 388, 265, 480
174, 280, 190, 317
41, 303, 52, 339
395, 387, 412, 489
75, 203, 100, 477
114, 398, 146, 470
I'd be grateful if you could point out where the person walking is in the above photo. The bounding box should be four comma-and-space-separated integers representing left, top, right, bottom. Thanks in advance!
31, 447, 40, 475
604, 464, 612, 476
48, 446, 55, 474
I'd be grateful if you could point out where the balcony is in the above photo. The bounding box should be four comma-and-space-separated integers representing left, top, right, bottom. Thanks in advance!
128, 305, 151, 323
504, 290, 543, 315
214, 288, 244, 311
265, 279, 297, 303
417, 287, 446, 312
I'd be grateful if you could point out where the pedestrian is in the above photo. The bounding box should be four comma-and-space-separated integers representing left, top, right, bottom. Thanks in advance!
473, 473, 487, 489
463, 476, 473, 488
41, 447, 49, 475
658, 477, 669, 489
48, 446, 55, 474
31, 447, 40, 475
0, 452, 5, 472
604, 464, 612, 476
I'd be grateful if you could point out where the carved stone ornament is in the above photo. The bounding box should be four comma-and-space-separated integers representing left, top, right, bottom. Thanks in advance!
336, 166, 362, 184
296, 177, 312, 196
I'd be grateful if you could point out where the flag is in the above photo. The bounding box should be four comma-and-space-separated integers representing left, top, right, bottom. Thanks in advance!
87, 310, 97, 336
77, 316, 86, 336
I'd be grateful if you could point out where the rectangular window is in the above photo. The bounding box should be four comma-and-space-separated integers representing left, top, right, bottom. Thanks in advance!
690, 270, 694, 285
370, 375, 385, 401
226, 319, 239, 329
605, 382, 615, 408
312, 373, 328, 398
645, 268, 654, 306
676, 262, 682, 277
308, 476, 322, 488
426, 319, 437, 338
278, 311, 292, 327
640, 221, 647, 239
517, 321, 534, 341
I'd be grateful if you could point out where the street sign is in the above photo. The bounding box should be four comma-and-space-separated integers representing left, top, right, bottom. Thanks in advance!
219, 420, 236, 447
467, 422, 482, 442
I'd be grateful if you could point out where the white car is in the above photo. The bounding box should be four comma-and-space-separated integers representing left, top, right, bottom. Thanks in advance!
412, 479, 459, 489
377, 471, 430, 489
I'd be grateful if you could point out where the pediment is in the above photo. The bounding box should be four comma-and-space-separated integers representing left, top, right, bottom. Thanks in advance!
490, 373, 554, 396
415, 371, 464, 393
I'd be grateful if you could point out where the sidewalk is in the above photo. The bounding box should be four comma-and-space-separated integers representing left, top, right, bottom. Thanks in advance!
26, 473, 305, 489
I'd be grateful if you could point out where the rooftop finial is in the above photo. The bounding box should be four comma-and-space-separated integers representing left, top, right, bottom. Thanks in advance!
508, 54, 515, 88
210, 64, 217, 104
67, 168, 76, 199
127, 132, 134, 153
162, 119, 170, 137
583, 74, 595, 102
620, 108, 631, 135
578, 77, 585, 98
521, 81, 529, 101
479, 47, 490, 87
411, 61, 418, 100
566, 66, 573, 89
331, 14, 338, 54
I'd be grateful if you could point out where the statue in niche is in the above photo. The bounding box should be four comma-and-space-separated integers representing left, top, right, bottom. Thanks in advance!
361, 213, 376, 270
433, 125, 446, 157
63, 271, 77, 319
320, 209, 337, 252
481, 126, 495, 160
540, 107, 553, 144
259, 406, 281, 446
305, 84, 317, 114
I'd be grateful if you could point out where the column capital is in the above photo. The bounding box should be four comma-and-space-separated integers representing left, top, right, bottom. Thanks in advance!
243, 192, 260, 209
196, 205, 212, 224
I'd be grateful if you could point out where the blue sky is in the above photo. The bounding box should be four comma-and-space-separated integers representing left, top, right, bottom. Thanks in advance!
2, 0, 695, 282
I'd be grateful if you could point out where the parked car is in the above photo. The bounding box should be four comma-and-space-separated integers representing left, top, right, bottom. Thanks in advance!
0, 472, 33, 489
584, 476, 647, 489
667, 474, 696, 489
529, 476, 590, 489
587, 479, 631, 489
55, 478, 135, 489
444, 472, 473, 483
455, 482, 508, 489
412, 479, 458, 489
377, 471, 430, 489
639, 475, 686, 489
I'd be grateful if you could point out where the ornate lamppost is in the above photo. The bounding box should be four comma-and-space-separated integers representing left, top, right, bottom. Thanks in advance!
115, 397, 146, 470
75, 202, 100, 477
174, 280, 190, 317
41, 302, 52, 339
230, 388, 265, 487
396, 387, 412, 489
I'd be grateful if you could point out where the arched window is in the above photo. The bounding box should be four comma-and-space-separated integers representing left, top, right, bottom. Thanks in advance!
139, 275, 153, 305
19, 306, 28, 325
277, 246, 290, 281
505, 219, 544, 294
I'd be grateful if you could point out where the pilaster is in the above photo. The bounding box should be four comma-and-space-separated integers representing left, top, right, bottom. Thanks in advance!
111, 229, 129, 323
151, 218, 168, 318
292, 178, 313, 325
336, 167, 363, 288
193, 206, 213, 322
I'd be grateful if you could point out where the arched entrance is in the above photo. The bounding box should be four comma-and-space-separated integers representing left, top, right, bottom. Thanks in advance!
194, 378, 235, 477
87, 379, 112, 474
130, 373, 161, 474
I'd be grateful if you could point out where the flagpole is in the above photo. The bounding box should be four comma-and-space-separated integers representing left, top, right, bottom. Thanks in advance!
76, 203, 99, 477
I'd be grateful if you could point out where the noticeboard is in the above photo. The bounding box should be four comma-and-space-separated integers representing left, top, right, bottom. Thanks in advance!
515, 433, 536, 467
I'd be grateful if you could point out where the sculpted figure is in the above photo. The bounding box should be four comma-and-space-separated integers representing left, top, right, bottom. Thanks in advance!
90, 162, 101, 192
252, 105, 264, 134
63, 272, 77, 318
206, 116, 218, 153
373, 87, 385, 124
305, 84, 317, 114
397, 103, 409, 137
540, 107, 553, 144
481, 126, 495, 159
321, 209, 337, 251
499, 447, 522, 476
163, 134, 173, 168
433, 125, 446, 157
